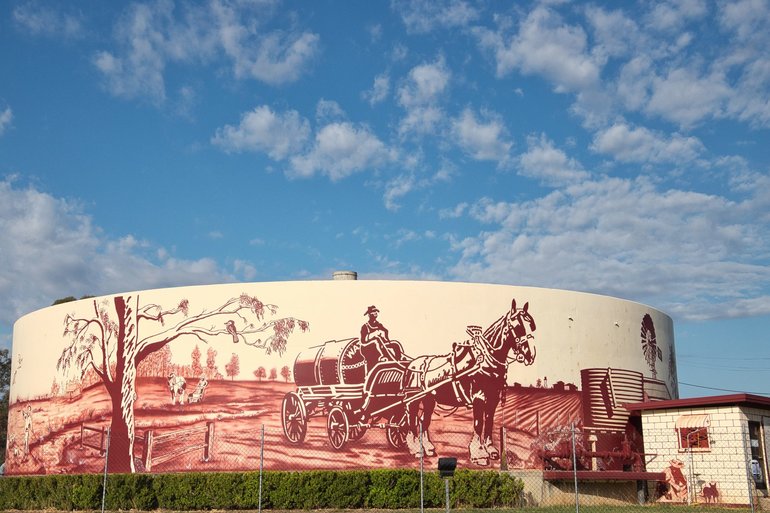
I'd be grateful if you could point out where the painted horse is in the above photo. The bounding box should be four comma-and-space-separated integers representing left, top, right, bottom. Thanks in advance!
167, 372, 187, 405
402, 299, 537, 465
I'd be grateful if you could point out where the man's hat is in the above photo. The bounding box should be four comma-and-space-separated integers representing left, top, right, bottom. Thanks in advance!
364, 305, 379, 316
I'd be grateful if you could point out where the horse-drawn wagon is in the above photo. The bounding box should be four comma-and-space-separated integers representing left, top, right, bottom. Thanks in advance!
280, 299, 537, 463
281, 337, 415, 450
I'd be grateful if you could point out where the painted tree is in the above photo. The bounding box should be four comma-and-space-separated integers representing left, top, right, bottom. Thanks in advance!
57, 293, 308, 473
280, 365, 291, 383
206, 347, 218, 379
254, 367, 266, 382
136, 344, 171, 377
269, 367, 277, 381
191, 345, 203, 376
225, 353, 240, 380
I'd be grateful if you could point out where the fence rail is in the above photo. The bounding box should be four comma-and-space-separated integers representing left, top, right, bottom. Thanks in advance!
141, 422, 214, 471
80, 424, 107, 454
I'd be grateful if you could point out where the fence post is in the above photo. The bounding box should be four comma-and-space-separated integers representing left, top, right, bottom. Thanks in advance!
204, 422, 215, 462
743, 429, 757, 513
687, 448, 694, 505
258, 424, 264, 513
100, 428, 111, 513
500, 426, 508, 470
143, 429, 154, 472
419, 421, 424, 513
571, 423, 579, 513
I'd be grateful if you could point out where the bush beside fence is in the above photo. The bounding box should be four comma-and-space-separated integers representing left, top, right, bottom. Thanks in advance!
0, 469, 523, 510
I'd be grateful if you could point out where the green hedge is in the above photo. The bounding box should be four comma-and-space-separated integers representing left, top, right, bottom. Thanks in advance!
0, 469, 523, 510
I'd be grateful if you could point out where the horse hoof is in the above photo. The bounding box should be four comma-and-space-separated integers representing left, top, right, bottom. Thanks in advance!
471, 457, 489, 466
426, 448, 436, 457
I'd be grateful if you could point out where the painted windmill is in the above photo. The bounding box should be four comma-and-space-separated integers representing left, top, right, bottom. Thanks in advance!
640, 313, 662, 378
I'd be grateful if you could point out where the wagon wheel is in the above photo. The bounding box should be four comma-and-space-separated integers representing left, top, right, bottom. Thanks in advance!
281, 392, 307, 444
327, 406, 349, 450
349, 425, 368, 441
386, 410, 409, 449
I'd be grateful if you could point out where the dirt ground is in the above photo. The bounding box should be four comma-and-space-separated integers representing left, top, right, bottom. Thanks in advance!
5, 377, 581, 475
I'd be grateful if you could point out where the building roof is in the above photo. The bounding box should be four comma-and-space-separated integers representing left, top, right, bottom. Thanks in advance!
626, 393, 770, 413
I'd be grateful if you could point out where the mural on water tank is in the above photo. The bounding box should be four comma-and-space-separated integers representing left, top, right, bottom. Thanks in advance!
5, 282, 676, 476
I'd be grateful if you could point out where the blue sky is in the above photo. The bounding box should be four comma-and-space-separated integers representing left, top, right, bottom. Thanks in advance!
0, 0, 768, 397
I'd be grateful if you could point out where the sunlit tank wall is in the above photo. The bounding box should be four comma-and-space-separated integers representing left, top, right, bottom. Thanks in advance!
7, 281, 677, 474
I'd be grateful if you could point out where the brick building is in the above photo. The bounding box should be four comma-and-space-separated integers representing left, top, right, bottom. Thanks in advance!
627, 394, 770, 506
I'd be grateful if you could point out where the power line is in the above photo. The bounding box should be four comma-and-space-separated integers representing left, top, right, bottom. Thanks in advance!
678, 381, 770, 396
679, 355, 770, 361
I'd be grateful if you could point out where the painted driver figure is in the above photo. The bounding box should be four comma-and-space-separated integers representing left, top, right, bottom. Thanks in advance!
360, 305, 401, 369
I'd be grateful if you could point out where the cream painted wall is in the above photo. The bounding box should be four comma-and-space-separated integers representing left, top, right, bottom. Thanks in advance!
11, 280, 676, 403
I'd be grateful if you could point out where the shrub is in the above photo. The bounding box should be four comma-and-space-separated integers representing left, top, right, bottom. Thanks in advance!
0, 468, 524, 510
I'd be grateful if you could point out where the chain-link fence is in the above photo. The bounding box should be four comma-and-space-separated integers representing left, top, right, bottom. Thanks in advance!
80, 413, 767, 513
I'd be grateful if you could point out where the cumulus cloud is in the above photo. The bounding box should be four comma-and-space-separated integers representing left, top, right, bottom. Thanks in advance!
0, 179, 236, 328
0, 107, 12, 136
448, 175, 770, 320
398, 58, 450, 107
391, 0, 479, 34
212, 106, 310, 160
646, 68, 731, 127
584, 6, 642, 60
12, 1, 83, 39
518, 134, 589, 185
476, 2, 770, 130
94, 1, 319, 102
590, 123, 705, 164
397, 58, 450, 135
643, 0, 708, 33
383, 174, 416, 211
478, 6, 601, 93
451, 109, 513, 164
289, 122, 394, 181
363, 73, 390, 105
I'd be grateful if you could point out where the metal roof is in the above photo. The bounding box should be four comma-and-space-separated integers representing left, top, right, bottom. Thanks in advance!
625, 393, 770, 413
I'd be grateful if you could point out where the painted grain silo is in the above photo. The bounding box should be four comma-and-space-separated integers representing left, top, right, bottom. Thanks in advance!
6, 279, 676, 475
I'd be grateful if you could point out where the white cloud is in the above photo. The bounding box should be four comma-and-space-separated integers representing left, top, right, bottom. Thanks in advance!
449, 175, 770, 320
0, 107, 12, 136
584, 6, 641, 60
590, 123, 705, 164
289, 122, 393, 181
212, 106, 310, 160
439, 202, 468, 219
383, 174, 416, 211
646, 68, 731, 127
518, 134, 589, 185
397, 58, 450, 136
468, 197, 514, 224
12, 1, 83, 39
95, 1, 319, 102
397, 58, 450, 107
232, 31, 320, 85
233, 259, 257, 281
716, 0, 770, 127
0, 179, 235, 328
644, 0, 708, 33
391, 0, 479, 34
615, 57, 654, 111
479, 6, 601, 93
451, 108, 513, 164
315, 99, 346, 123
363, 73, 390, 105
399, 106, 445, 137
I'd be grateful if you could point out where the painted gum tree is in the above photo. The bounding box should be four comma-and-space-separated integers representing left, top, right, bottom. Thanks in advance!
57, 293, 308, 472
